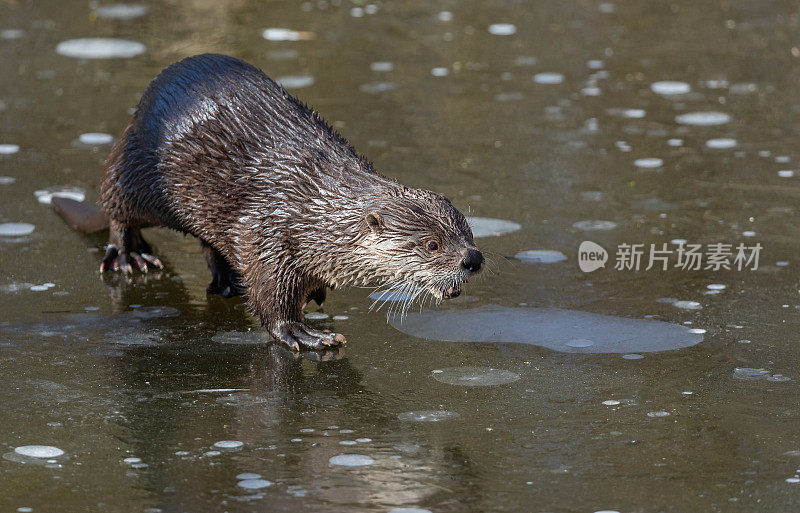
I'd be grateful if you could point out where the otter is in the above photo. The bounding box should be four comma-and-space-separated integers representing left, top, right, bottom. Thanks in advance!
68, 53, 483, 350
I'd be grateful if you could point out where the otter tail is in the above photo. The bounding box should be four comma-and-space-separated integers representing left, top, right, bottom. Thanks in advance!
51, 197, 109, 233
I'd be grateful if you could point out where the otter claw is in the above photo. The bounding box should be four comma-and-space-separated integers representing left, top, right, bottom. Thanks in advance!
273, 322, 345, 351
101, 245, 163, 274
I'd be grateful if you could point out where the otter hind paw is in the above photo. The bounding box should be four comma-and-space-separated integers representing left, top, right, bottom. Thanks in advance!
273, 322, 345, 351
100, 245, 163, 273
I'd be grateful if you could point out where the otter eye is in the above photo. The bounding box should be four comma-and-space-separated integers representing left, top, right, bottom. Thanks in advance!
426, 241, 439, 252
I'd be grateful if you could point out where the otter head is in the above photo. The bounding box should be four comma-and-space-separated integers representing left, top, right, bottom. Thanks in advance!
360, 189, 483, 304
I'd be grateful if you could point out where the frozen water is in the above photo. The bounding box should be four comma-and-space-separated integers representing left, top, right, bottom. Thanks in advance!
675, 112, 731, 126
213, 440, 243, 450
398, 410, 460, 422
622, 354, 643, 359
707, 284, 726, 290
333, 315, 349, 320
56, 38, 146, 59
0, 144, 20, 154
587, 60, 604, 69
634, 158, 663, 168
647, 411, 670, 418
602, 400, 620, 406
734, 368, 790, 381
437, 11, 452, 22
689, 328, 706, 334
431, 67, 449, 77
572, 220, 617, 231
392, 306, 703, 354
705, 138, 737, 149
466, 217, 521, 237
370, 61, 393, 72
94, 4, 148, 19
533, 72, 565, 84
350, 7, 364, 17
355, 438, 371, 443
1, 29, 24, 40
515, 250, 567, 263
277, 75, 314, 89
488, 23, 517, 36
778, 170, 794, 178
15, 445, 64, 458
565, 339, 594, 348
123, 457, 142, 464
668, 139, 684, 147
211, 330, 269, 345
340, 440, 357, 445
651, 81, 691, 95
432, 366, 520, 386
237, 473, 261, 480
0, 223, 35, 236
34, 187, 86, 204
742, 231, 756, 237
0, 176, 15, 184
238, 479, 273, 489
329, 454, 375, 466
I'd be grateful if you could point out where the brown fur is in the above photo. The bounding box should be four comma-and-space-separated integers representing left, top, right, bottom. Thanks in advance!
97, 54, 483, 350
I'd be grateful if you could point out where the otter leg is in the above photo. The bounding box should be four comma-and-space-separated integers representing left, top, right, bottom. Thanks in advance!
305, 286, 326, 307
202, 242, 245, 298
252, 273, 344, 351
100, 219, 162, 273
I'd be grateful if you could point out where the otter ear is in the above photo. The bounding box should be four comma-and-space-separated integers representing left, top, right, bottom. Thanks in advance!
365, 212, 384, 235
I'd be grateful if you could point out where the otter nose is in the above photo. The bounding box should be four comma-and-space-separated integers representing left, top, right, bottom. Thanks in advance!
461, 248, 484, 273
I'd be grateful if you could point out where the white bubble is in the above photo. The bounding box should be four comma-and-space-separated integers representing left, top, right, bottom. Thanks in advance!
623, 109, 646, 118
0, 176, 15, 184
123, 457, 142, 464
437, 11, 452, 22
689, 328, 707, 334
370, 61, 393, 72
533, 72, 564, 84
786, 477, 800, 484
0, 144, 20, 154
213, 440, 243, 449
705, 138, 737, 149
572, 220, 617, 231
276, 75, 314, 89
775, 155, 791, 163
466, 216, 521, 237
707, 284, 726, 290
34, 187, 86, 204
355, 438, 372, 443
581, 87, 602, 96
778, 170, 795, 178
0, 223, 35, 236
329, 454, 374, 466
15, 445, 65, 458
488, 23, 517, 36
675, 112, 731, 126
432, 367, 520, 386
398, 410, 460, 422
262, 28, 307, 41
602, 400, 620, 406
667, 138, 684, 147
673, 300, 702, 310
634, 158, 663, 169
647, 411, 670, 418
236, 473, 261, 480
651, 81, 691, 95
94, 4, 148, 19
359, 81, 398, 94
742, 231, 756, 237
587, 60, 604, 69
1, 29, 25, 40
56, 38, 145, 59
350, 7, 364, 17
431, 67, 449, 77
339, 440, 357, 446
238, 479, 273, 489
332, 315, 349, 320
515, 250, 567, 263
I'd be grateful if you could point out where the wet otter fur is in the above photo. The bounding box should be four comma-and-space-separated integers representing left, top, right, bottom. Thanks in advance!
75, 53, 484, 350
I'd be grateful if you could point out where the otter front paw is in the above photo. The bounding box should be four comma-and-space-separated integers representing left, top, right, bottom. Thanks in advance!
272, 322, 345, 351
100, 244, 163, 273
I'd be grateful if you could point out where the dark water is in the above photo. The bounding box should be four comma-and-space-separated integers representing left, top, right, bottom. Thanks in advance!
2, 1, 800, 511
